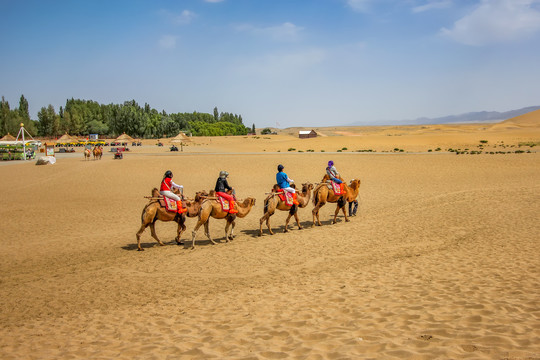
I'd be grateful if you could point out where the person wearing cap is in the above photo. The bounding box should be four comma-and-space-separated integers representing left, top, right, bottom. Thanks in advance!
160, 170, 187, 214
276, 164, 299, 205
215, 170, 238, 214
326, 160, 344, 192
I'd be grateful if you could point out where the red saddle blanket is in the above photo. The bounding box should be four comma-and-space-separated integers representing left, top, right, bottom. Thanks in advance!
159, 197, 178, 212
218, 196, 231, 212
277, 191, 294, 206
331, 181, 343, 195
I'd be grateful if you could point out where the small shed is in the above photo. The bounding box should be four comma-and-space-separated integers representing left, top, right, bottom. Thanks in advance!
298, 130, 317, 139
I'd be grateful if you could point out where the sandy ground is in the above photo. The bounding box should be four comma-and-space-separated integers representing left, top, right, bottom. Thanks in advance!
1, 117, 539, 359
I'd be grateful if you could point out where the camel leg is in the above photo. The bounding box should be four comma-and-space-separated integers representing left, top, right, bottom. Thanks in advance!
260, 211, 275, 236
176, 222, 186, 245
284, 213, 292, 232
229, 220, 236, 240
342, 206, 350, 222
136, 224, 147, 251
259, 212, 272, 236
149, 223, 165, 246
191, 220, 203, 250
224, 221, 231, 242
204, 220, 217, 245
294, 211, 302, 230
312, 203, 324, 227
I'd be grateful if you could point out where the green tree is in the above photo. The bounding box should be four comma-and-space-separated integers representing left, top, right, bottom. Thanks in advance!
18, 94, 30, 122
251, 123, 256, 134
261, 127, 272, 135
0, 96, 10, 136
213, 107, 219, 123
37, 105, 58, 136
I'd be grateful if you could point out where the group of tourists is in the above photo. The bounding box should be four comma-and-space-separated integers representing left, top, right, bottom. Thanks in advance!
159, 160, 344, 213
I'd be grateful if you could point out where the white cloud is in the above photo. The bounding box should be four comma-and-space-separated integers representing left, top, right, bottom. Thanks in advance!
412, 0, 452, 13
441, 0, 540, 45
346, 0, 372, 13
236, 22, 305, 42
159, 35, 177, 49
175, 10, 196, 25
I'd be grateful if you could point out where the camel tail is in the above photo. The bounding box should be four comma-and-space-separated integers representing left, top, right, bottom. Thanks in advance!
263, 198, 269, 214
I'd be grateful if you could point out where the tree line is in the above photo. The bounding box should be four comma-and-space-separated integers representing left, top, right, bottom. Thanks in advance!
0, 95, 252, 138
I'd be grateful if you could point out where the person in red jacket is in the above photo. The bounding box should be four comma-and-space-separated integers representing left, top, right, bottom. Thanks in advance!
160, 170, 187, 213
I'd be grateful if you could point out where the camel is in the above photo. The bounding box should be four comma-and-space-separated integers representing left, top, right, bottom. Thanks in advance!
92, 146, 102, 160
135, 188, 206, 251
259, 182, 313, 236
84, 148, 91, 160
312, 178, 361, 226
190, 192, 256, 249
321, 174, 359, 216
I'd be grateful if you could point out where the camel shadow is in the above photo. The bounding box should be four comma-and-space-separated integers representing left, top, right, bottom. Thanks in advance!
123, 237, 223, 251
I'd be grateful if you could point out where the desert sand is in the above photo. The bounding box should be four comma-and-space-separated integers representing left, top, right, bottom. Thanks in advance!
1, 113, 539, 359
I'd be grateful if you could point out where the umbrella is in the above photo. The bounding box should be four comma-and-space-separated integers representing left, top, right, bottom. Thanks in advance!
0, 133, 16, 141
115, 133, 135, 142
169, 132, 192, 143
56, 133, 78, 144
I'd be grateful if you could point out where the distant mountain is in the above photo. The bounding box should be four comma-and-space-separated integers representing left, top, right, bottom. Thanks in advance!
347, 106, 540, 126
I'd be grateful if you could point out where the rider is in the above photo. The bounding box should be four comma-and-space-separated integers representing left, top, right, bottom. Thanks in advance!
160, 170, 187, 213
276, 164, 299, 205
215, 170, 238, 214
326, 160, 344, 192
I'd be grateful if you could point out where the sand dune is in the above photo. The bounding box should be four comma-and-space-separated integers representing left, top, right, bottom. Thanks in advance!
0, 122, 539, 359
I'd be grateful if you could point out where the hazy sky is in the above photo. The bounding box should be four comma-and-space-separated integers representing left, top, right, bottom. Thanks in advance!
2, 0, 540, 127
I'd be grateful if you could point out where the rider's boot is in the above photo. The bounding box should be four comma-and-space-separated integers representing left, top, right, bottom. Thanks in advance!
228, 200, 238, 214
177, 200, 187, 214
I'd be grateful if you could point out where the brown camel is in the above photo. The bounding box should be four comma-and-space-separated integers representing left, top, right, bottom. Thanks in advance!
190, 193, 256, 249
84, 148, 91, 160
321, 173, 359, 216
259, 182, 313, 236
312, 178, 361, 226
92, 146, 102, 160
135, 188, 206, 251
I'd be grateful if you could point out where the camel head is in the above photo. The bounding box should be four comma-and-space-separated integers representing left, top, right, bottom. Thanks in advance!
240, 197, 256, 208
194, 190, 209, 203
151, 187, 160, 197
301, 182, 314, 193
236, 197, 256, 218
349, 179, 361, 190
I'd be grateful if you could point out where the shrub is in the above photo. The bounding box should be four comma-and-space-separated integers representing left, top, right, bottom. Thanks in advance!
288, 148, 296, 152
342, 147, 348, 150
480, 140, 488, 144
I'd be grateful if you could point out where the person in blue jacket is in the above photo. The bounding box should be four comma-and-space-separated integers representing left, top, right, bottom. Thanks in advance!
276, 164, 299, 205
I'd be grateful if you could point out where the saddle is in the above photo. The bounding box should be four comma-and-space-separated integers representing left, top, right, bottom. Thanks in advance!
276, 191, 294, 206
327, 181, 344, 195
159, 197, 178, 212
218, 196, 230, 212
158, 197, 187, 214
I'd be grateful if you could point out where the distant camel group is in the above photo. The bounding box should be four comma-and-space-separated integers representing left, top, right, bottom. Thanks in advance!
83, 146, 102, 160
136, 174, 360, 252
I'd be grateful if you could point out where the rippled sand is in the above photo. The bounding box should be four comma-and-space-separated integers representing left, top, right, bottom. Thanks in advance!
1, 118, 539, 359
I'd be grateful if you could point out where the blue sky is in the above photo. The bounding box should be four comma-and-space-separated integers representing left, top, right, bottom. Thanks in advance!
1, 0, 540, 127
